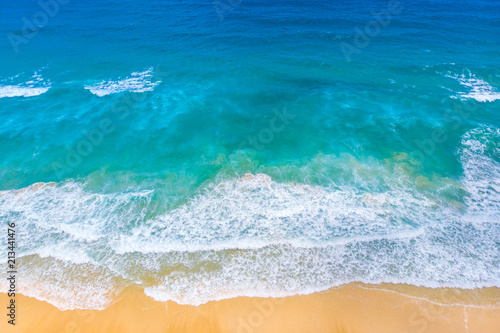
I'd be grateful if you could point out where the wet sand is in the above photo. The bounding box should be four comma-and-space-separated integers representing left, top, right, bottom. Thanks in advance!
1, 283, 499, 333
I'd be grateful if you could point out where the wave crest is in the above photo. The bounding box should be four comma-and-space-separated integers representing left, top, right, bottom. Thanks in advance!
84, 68, 161, 96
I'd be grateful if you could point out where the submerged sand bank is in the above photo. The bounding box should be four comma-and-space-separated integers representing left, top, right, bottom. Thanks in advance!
1, 283, 499, 333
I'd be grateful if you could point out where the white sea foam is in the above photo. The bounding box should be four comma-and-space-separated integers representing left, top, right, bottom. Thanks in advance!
84, 68, 161, 96
0, 135, 499, 309
0, 72, 51, 98
114, 174, 433, 254
460, 127, 500, 221
2, 256, 125, 310
446, 71, 500, 102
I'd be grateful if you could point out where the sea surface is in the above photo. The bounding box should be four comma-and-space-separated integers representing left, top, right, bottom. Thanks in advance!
0, 0, 499, 309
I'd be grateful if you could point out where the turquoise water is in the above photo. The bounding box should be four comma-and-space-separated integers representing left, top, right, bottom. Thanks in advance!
0, 0, 499, 309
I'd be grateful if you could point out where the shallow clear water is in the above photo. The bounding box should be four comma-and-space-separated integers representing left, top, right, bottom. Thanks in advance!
0, 0, 499, 309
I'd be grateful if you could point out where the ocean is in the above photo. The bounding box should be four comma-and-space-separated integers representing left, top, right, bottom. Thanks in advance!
0, 0, 499, 310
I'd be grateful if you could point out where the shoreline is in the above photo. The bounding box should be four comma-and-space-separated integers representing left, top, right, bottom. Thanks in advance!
1, 283, 499, 332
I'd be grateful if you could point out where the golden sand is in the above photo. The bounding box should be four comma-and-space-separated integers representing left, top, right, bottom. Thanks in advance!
1, 283, 499, 333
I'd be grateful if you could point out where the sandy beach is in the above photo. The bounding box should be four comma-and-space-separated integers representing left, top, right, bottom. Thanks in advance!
2, 283, 499, 333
